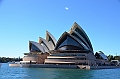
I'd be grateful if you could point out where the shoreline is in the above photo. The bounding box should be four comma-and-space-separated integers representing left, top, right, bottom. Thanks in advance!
9, 63, 120, 69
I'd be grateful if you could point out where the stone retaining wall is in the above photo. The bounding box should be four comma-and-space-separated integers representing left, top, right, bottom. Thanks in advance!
22, 64, 77, 69
9, 64, 120, 69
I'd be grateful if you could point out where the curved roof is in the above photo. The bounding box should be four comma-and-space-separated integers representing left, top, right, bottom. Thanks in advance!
27, 22, 94, 54
69, 29, 92, 51
54, 32, 89, 50
46, 31, 57, 46
95, 51, 108, 60
29, 41, 45, 53
69, 22, 93, 51
41, 43, 49, 52
69, 33, 89, 50
39, 37, 54, 50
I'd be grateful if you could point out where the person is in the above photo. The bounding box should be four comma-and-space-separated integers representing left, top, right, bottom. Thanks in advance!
30, 60, 32, 64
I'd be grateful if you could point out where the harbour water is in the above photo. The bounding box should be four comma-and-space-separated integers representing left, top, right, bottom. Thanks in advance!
0, 63, 120, 79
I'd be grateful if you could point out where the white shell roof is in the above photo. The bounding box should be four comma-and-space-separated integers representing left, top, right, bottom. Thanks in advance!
46, 31, 57, 45
29, 41, 45, 53
98, 52, 108, 60
39, 37, 53, 50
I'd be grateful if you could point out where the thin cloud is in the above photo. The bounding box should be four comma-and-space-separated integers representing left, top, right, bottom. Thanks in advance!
65, 7, 69, 10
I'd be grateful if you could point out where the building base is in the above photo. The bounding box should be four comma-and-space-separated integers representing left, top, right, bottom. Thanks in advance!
9, 63, 120, 69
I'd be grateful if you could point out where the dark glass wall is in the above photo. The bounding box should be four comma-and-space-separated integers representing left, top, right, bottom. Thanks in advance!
75, 27, 93, 50
57, 36, 84, 50
30, 44, 41, 52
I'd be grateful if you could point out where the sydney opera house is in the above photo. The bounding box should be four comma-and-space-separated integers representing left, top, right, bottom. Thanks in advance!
23, 22, 109, 66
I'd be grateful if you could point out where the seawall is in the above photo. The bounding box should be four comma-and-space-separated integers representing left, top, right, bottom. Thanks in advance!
23, 64, 77, 69
9, 64, 120, 69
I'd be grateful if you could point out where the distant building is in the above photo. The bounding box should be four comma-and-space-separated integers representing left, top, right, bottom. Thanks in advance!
23, 22, 109, 66
95, 51, 108, 60
111, 60, 120, 66
95, 51, 109, 66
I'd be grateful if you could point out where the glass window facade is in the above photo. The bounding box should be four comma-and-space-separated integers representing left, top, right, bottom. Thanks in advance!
57, 35, 84, 50
71, 32, 88, 48
75, 27, 92, 50
58, 45, 82, 50
30, 44, 41, 52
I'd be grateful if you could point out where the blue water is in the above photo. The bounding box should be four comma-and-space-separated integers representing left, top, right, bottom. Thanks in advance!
0, 63, 120, 79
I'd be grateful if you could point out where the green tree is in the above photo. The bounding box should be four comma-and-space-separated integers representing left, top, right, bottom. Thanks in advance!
0, 57, 22, 63
107, 55, 114, 61
114, 56, 120, 61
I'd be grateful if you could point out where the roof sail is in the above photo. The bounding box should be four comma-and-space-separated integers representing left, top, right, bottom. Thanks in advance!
29, 41, 45, 53
69, 22, 93, 51
39, 37, 54, 50
55, 32, 89, 50
46, 31, 57, 46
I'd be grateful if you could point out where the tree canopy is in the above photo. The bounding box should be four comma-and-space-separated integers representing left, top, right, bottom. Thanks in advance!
0, 57, 22, 63
107, 55, 120, 61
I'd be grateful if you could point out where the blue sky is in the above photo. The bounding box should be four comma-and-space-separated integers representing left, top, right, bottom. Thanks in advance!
0, 0, 120, 57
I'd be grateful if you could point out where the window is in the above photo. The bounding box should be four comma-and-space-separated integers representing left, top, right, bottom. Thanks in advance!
75, 28, 92, 49
57, 35, 84, 50
30, 44, 41, 52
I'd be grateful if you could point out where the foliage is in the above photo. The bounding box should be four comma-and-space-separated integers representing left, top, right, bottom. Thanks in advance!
107, 55, 120, 61
0, 57, 22, 63
107, 55, 114, 61
98, 51, 120, 62
114, 56, 120, 61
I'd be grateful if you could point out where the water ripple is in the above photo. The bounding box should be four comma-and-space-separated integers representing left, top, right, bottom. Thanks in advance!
0, 63, 120, 79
